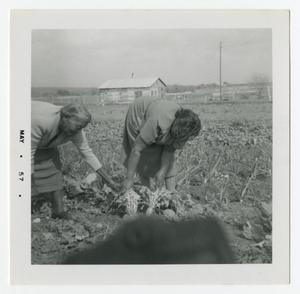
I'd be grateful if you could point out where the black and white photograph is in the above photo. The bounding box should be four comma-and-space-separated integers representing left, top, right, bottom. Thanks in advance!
9, 10, 290, 284
30, 28, 272, 265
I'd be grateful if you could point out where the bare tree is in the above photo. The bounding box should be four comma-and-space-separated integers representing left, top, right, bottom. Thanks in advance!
249, 74, 271, 99
250, 73, 270, 84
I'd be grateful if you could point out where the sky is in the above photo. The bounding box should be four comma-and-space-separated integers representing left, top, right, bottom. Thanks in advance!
31, 29, 272, 87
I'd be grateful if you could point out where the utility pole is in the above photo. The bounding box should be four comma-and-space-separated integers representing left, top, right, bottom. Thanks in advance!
219, 41, 222, 101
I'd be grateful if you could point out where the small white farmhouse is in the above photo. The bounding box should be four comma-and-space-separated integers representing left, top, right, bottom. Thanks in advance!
98, 77, 167, 102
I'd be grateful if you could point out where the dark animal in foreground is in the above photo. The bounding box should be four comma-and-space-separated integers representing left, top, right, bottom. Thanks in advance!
63, 216, 234, 264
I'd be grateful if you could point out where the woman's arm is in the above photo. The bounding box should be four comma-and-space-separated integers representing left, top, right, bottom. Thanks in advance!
71, 130, 102, 171
123, 135, 147, 191
155, 146, 176, 190
160, 146, 175, 174
71, 131, 119, 191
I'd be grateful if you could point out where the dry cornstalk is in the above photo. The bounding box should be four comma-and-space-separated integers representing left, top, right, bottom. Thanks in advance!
177, 162, 202, 186
239, 158, 258, 202
251, 240, 266, 248
203, 153, 222, 185
219, 176, 229, 203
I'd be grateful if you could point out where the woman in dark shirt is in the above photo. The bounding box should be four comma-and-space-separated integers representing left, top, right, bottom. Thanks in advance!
121, 96, 201, 192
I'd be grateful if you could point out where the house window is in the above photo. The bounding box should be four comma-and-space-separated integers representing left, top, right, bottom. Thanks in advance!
134, 91, 142, 98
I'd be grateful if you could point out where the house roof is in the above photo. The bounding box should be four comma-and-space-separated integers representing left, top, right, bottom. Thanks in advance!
98, 77, 167, 89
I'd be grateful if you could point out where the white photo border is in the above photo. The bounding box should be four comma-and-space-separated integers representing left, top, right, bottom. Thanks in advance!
10, 9, 290, 285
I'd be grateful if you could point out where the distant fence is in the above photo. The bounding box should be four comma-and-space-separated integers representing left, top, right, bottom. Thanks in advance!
165, 86, 272, 103
32, 95, 104, 106
32, 85, 272, 106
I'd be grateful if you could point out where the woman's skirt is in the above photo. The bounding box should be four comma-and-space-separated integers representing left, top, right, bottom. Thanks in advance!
31, 148, 63, 196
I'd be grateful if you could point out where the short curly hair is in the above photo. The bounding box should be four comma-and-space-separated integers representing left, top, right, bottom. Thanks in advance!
170, 109, 201, 143
60, 103, 91, 128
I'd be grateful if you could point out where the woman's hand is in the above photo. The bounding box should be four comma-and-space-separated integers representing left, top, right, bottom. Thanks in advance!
96, 167, 120, 191
120, 177, 134, 194
121, 135, 146, 194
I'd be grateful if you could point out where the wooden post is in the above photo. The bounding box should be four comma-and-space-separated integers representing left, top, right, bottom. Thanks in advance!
219, 41, 222, 101
267, 86, 272, 101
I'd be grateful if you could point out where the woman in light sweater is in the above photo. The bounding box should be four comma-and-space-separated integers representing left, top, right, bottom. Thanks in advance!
31, 101, 117, 219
